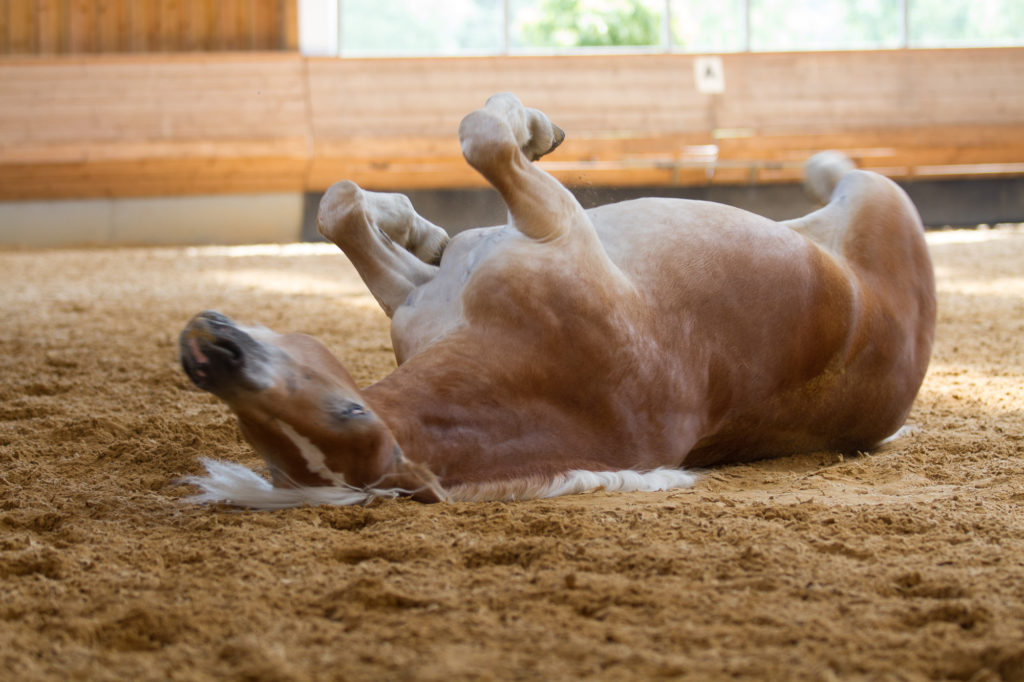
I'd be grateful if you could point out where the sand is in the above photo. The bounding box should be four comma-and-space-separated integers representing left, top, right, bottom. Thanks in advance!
1, 225, 1023, 681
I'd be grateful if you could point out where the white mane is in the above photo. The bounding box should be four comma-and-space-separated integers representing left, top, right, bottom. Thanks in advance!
183, 458, 697, 510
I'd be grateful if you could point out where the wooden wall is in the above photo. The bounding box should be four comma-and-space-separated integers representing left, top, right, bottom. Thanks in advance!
307, 49, 1024, 189
0, 53, 309, 198
0, 0, 298, 54
1, 48, 1022, 200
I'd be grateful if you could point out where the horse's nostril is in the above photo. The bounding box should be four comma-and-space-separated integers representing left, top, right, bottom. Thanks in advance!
181, 346, 212, 388
208, 337, 245, 367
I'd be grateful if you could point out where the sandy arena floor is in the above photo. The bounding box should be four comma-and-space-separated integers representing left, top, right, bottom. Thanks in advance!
1, 224, 1023, 681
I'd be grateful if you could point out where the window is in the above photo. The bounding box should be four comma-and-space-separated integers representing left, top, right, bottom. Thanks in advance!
299, 0, 1024, 56
748, 0, 902, 52
671, 0, 747, 53
909, 0, 1024, 48
510, 0, 664, 51
339, 0, 503, 56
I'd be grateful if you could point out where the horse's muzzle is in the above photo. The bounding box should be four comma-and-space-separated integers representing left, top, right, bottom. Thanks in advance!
179, 311, 269, 396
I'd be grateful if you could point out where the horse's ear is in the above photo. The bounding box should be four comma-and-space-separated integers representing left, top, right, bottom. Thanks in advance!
385, 455, 447, 503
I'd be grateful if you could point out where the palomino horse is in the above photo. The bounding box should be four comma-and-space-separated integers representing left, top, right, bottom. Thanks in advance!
179, 93, 936, 508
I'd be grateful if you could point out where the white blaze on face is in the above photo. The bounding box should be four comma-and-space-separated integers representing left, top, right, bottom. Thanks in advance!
237, 324, 284, 389
276, 420, 349, 487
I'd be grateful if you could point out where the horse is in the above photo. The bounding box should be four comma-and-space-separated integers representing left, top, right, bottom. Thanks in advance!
179, 93, 935, 508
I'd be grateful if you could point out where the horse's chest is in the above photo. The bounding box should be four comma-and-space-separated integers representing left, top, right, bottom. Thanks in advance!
390, 226, 512, 360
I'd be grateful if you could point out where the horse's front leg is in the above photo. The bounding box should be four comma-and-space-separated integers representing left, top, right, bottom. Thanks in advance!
457, 93, 632, 294
317, 181, 447, 317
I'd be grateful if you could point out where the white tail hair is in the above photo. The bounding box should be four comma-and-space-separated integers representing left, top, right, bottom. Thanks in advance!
448, 467, 698, 502
183, 458, 697, 510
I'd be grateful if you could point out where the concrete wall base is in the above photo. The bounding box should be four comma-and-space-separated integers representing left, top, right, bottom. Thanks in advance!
2, 177, 1019, 249
0, 193, 303, 248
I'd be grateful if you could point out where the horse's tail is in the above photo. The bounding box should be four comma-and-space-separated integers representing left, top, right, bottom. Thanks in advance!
803, 151, 857, 205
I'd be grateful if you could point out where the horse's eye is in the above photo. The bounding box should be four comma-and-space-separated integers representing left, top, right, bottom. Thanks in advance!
332, 402, 367, 420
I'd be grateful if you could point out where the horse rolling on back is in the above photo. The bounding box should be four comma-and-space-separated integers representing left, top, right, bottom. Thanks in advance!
179, 94, 936, 508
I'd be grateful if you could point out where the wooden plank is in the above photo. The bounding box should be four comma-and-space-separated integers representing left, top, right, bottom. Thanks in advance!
159, 0, 184, 52
96, 0, 128, 53
251, 0, 277, 50
184, 0, 220, 51
32, 0, 64, 54
217, 0, 243, 50
306, 132, 722, 191
0, 0, 296, 55
0, 0, 9, 55
712, 126, 1024, 163
67, 0, 98, 53
181, 0, 200, 50
128, 0, 157, 52
6, 0, 37, 54
306, 55, 713, 139
711, 49, 1024, 133
282, 0, 298, 51
0, 155, 310, 199
1, 137, 310, 164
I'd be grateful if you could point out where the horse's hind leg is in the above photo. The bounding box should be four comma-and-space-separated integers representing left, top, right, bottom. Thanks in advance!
785, 152, 936, 443
785, 152, 932, 285
317, 181, 442, 317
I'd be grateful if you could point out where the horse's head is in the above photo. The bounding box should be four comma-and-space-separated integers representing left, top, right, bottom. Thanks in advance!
179, 311, 444, 502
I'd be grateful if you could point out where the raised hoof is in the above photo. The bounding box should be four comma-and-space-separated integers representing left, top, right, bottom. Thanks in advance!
528, 123, 565, 161
316, 180, 365, 245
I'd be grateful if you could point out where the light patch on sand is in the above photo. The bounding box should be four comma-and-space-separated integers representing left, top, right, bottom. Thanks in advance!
183, 243, 339, 258
926, 225, 1022, 245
